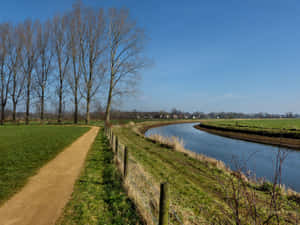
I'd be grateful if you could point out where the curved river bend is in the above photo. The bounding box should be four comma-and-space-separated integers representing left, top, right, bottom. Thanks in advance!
145, 123, 300, 192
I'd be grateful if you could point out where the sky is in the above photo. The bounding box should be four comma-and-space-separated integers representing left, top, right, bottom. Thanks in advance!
1, 0, 300, 113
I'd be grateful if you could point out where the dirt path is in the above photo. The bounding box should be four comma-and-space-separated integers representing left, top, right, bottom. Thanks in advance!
0, 126, 99, 225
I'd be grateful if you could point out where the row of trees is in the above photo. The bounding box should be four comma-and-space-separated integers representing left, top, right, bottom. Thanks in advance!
0, 2, 146, 125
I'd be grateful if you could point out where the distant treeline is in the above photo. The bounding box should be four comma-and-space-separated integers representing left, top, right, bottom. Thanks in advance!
124, 110, 299, 120
1, 108, 298, 122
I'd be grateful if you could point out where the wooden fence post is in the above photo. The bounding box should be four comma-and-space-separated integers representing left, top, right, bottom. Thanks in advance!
110, 130, 112, 144
159, 182, 169, 225
110, 130, 113, 144
112, 135, 116, 152
115, 136, 118, 154
123, 146, 128, 177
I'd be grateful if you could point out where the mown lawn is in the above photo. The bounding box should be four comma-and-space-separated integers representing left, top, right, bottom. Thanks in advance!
56, 129, 143, 225
113, 123, 300, 224
0, 125, 90, 205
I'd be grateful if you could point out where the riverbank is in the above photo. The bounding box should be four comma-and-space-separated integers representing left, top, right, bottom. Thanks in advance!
112, 121, 300, 224
196, 123, 300, 149
133, 119, 202, 134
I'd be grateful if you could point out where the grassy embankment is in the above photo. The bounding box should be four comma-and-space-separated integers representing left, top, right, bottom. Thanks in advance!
199, 119, 300, 137
56, 129, 143, 225
0, 125, 90, 205
197, 119, 300, 149
112, 121, 300, 224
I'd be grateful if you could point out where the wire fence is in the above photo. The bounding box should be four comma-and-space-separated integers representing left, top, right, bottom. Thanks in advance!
104, 126, 184, 225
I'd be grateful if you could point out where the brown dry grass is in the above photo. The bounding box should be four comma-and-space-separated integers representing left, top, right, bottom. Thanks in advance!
148, 133, 228, 172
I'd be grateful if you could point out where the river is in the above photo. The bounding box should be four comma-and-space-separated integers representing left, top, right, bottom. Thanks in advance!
145, 122, 300, 192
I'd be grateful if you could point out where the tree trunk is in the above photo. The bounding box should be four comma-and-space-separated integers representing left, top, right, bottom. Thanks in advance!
12, 102, 17, 122
86, 90, 90, 124
0, 104, 4, 126
0, 73, 4, 125
74, 84, 78, 124
58, 80, 63, 123
40, 87, 44, 123
105, 84, 113, 125
12, 75, 17, 122
0, 88, 3, 125
25, 74, 31, 125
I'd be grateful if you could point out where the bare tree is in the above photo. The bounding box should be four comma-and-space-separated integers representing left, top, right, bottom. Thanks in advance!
217, 149, 297, 225
53, 15, 69, 123
8, 24, 25, 122
79, 7, 106, 124
104, 8, 146, 124
34, 20, 53, 123
0, 23, 11, 125
20, 20, 37, 125
267, 148, 289, 225
67, 3, 84, 124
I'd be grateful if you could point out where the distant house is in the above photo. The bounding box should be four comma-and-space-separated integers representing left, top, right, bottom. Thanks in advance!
172, 114, 178, 119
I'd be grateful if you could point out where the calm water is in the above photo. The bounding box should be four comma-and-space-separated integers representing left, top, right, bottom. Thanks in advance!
145, 123, 300, 192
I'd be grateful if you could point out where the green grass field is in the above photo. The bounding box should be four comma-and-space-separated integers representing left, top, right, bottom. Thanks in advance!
113, 122, 300, 224
199, 119, 300, 139
0, 125, 90, 205
56, 129, 142, 225
202, 119, 300, 130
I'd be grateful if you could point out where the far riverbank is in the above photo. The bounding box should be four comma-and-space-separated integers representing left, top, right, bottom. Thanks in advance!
195, 123, 300, 150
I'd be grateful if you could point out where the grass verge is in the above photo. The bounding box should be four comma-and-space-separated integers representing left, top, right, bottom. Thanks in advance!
56, 129, 143, 225
113, 122, 300, 224
0, 125, 89, 205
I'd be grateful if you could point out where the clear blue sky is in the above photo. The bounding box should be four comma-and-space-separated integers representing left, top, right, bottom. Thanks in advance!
1, 0, 300, 113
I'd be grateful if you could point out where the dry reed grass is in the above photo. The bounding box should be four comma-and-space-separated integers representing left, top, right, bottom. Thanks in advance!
287, 188, 300, 204
148, 133, 228, 172
147, 133, 300, 195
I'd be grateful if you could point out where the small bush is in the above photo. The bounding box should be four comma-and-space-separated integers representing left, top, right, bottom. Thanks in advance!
258, 181, 274, 193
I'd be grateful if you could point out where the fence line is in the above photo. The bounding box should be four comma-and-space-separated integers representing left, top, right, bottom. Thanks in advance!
104, 126, 183, 225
